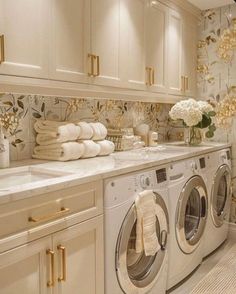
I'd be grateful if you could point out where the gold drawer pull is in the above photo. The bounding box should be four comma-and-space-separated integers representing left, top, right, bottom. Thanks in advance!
47, 249, 55, 287
58, 245, 67, 282
28, 207, 70, 223
0, 35, 5, 64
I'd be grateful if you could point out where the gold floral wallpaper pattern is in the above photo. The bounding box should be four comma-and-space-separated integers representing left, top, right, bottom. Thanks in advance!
198, 4, 236, 141
0, 93, 177, 161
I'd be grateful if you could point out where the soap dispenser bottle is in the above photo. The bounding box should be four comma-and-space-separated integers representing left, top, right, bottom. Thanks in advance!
0, 125, 9, 168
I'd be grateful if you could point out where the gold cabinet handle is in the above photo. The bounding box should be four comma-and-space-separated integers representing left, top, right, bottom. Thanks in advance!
28, 207, 70, 223
47, 250, 55, 287
181, 75, 185, 92
151, 67, 155, 86
146, 67, 151, 86
0, 35, 5, 64
185, 76, 189, 91
57, 245, 67, 282
88, 53, 95, 77
95, 55, 100, 77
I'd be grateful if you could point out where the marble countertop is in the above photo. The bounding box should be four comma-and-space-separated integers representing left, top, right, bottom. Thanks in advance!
0, 142, 231, 204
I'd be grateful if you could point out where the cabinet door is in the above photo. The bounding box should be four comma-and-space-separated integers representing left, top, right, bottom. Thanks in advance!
146, 1, 168, 93
90, 0, 124, 87
0, 0, 49, 78
182, 16, 197, 98
0, 237, 51, 294
167, 9, 184, 96
122, 0, 147, 90
50, 0, 91, 83
53, 216, 104, 294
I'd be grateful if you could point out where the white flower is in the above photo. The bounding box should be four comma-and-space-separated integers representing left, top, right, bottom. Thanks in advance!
169, 98, 204, 127
197, 101, 213, 113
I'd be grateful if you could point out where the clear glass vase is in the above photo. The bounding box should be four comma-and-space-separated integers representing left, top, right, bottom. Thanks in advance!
186, 126, 202, 146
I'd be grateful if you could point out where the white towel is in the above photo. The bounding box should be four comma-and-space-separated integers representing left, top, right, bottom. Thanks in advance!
77, 122, 94, 140
33, 142, 84, 161
135, 190, 166, 256
97, 140, 115, 156
80, 140, 101, 158
90, 122, 107, 141
35, 120, 80, 145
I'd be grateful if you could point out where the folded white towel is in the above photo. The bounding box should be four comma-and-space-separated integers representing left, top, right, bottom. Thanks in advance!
77, 122, 94, 140
97, 140, 115, 156
33, 142, 84, 161
35, 120, 80, 145
135, 190, 166, 256
80, 140, 101, 158
90, 122, 107, 141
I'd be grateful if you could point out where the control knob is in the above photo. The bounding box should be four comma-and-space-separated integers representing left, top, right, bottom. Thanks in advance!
140, 175, 151, 188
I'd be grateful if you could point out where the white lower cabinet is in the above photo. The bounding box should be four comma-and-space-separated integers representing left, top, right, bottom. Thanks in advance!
0, 216, 104, 294
0, 236, 51, 294
53, 216, 104, 294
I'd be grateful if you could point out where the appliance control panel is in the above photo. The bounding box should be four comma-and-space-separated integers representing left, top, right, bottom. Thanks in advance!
138, 168, 167, 190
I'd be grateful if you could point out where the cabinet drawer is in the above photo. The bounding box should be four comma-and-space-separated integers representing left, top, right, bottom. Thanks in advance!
0, 181, 103, 240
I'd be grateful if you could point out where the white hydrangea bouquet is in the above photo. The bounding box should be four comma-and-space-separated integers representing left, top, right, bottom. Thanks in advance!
169, 99, 216, 145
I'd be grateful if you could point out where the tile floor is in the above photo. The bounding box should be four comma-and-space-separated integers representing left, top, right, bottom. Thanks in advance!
168, 238, 236, 294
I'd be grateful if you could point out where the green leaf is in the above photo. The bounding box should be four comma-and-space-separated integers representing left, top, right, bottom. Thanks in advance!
15, 139, 23, 144
195, 114, 212, 128
209, 124, 216, 132
41, 102, 45, 113
208, 111, 216, 117
205, 130, 214, 138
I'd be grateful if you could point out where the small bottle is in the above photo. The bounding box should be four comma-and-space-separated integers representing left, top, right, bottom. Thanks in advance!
0, 126, 10, 168
148, 131, 158, 147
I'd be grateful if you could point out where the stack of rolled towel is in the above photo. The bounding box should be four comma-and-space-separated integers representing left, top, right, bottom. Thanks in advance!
33, 120, 115, 161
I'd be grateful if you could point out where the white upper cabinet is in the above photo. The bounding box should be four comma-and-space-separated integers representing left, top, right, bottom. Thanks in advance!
90, 0, 124, 87
122, 0, 147, 90
167, 8, 184, 96
182, 15, 197, 97
0, 0, 49, 78
146, 1, 168, 93
50, 0, 90, 83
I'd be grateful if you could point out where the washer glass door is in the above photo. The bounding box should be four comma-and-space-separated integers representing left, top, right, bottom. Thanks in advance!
176, 176, 207, 254
116, 192, 168, 294
211, 165, 231, 227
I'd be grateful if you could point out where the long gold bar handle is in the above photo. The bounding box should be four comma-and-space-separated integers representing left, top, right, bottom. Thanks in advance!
146, 67, 151, 86
185, 76, 189, 91
0, 35, 5, 64
151, 68, 155, 86
47, 250, 55, 287
28, 207, 70, 223
57, 245, 67, 282
88, 54, 95, 77
181, 76, 185, 92
95, 55, 100, 77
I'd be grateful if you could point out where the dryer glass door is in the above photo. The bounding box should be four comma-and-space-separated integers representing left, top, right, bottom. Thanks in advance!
176, 176, 207, 254
116, 192, 168, 294
211, 165, 231, 227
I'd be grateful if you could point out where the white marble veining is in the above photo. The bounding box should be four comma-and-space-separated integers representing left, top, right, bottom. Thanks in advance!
0, 142, 231, 204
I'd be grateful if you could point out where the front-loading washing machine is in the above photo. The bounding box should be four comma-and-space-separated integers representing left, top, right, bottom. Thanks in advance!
203, 148, 232, 258
167, 158, 208, 290
104, 166, 169, 294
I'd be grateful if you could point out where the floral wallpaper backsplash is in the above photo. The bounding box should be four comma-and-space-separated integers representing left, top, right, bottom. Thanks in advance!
0, 93, 178, 161
197, 4, 236, 142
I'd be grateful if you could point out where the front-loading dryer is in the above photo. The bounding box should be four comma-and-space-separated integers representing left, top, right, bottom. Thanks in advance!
104, 166, 169, 294
167, 158, 208, 290
203, 148, 232, 258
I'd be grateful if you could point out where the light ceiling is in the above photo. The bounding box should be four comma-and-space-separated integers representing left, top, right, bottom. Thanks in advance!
188, 0, 235, 10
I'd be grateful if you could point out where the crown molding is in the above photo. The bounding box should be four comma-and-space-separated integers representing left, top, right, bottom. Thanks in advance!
157, 0, 201, 19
